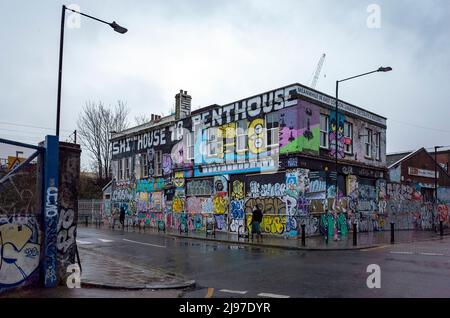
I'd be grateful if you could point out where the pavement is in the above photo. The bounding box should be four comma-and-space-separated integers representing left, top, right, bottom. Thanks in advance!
78, 247, 195, 290
95, 222, 449, 251
1, 286, 183, 298
3, 225, 449, 298
74, 227, 450, 298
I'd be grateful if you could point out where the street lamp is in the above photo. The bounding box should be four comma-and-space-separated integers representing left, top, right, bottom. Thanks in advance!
334, 66, 392, 202
434, 145, 443, 231
56, 5, 127, 137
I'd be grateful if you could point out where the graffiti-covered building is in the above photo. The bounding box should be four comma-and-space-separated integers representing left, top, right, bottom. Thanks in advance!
109, 83, 390, 237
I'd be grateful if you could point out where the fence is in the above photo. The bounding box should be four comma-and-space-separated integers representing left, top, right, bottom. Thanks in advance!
78, 199, 103, 226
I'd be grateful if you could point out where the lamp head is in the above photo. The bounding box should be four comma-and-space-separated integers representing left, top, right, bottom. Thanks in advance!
110, 21, 128, 34
378, 66, 392, 72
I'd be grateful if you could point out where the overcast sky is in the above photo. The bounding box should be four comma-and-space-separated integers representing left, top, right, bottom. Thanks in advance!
1, 0, 449, 169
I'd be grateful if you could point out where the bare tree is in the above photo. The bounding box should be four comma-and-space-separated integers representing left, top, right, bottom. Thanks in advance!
77, 101, 129, 182
134, 114, 151, 126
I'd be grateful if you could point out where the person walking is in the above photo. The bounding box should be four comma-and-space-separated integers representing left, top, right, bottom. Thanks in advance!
251, 204, 263, 243
119, 205, 126, 230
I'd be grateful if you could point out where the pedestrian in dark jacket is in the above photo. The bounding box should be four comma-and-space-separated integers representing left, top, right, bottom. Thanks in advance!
119, 206, 126, 230
251, 204, 263, 242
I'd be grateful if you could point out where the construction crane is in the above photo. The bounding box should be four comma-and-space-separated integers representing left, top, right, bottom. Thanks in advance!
310, 53, 326, 89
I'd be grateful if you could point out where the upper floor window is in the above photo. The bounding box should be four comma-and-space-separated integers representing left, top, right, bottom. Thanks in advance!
320, 114, 329, 149
365, 128, 373, 158
124, 157, 131, 179
344, 121, 353, 154
141, 153, 148, 178
375, 133, 381, 160
118, 159, 123, 180
266, 113, 279, 148
206, 127, 221, 157
236, 119, 248, 152
154, 150, 162, 176
186, 131, 195, 160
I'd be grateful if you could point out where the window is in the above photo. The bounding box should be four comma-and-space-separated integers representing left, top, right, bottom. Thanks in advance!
141, 153, 148, 178
375, 133, 381, 160
206, 127, 221, 157
135, 154, 141, 179
266, 113, 279, 148
236, 119, 248, 152
118, 160, 123, 180
320, 114, 329, 149
344, 122, 353, 154
154, 150, 162, 176
365, 128, 373, 158
186, 131, 195, 160
124, 157, 130, 179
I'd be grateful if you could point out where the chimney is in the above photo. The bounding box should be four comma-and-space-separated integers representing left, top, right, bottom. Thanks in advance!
175, 89, 192, 120
151, 114, 155, 121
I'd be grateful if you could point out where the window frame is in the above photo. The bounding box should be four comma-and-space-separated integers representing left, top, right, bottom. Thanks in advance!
236, 119, 248, 153
375, 132, 381, 161
124, 157, 130, 179
154, 150, 162, 176
320, 114, 329, 149
141, 153, 148, 178
365, 128, 373, 159
186, 131, 195, 160
344, 121, 353, 155
206, 127, 222, 157
118, 159, 123, 180
265, 113, 279, 148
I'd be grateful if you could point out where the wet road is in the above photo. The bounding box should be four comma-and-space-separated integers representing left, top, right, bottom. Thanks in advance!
77, 227, 450, 298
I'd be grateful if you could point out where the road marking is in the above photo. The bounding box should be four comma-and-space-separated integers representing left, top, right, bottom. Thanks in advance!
258, 292, 290, 298
123, 239, 166, 248
98, 239, 114, 243
205, 288, 214, 298
389, 251, 413, 255
219, 289, 248, 295
360, 245, 390, 252
419, 252, 444, 256
76, 240, 92, 245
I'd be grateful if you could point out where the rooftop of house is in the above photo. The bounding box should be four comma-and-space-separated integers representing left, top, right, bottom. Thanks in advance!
110, 82, 387, 141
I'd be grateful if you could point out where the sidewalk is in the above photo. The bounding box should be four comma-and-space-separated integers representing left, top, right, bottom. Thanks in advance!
1, 286, 183, 298
97, 222, 449, 251
78, 247, 195, 290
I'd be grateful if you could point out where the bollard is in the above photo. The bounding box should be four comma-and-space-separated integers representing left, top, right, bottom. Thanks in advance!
85, 216, 88, 227
440, 221, 444, 237
301, 224, 306, 246
353, 223, 357, 246
390, 222, 395, 244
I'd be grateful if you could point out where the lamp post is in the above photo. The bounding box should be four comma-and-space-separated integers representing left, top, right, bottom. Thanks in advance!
434, 145, 443, 232
56, 5, 127, 138
334, 67, 392, 203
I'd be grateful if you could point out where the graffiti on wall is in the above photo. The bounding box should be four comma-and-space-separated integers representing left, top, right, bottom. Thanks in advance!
329, 111, 345, 159
0, 215, 40, 288
186, 179, 213, 196
279, 101, 320, 155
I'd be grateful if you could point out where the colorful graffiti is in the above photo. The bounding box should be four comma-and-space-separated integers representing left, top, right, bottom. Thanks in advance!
279, 101, 320, 155
0, 216, 40, 288
329, 111, 345, 159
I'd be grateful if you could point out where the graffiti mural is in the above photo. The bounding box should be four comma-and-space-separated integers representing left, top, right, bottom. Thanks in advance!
329, 111, 345, 159
279, 100, 320, 155
0, 216, 40, 288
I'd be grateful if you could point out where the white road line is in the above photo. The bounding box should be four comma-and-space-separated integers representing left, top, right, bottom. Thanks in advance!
123, 239, 166, 248
389, 251, 413, 255
419, 252, 444, 256
257, 292, 290, 298
219, 289, 248, 295
98, 239, 114, 243
76, 240, 92, 245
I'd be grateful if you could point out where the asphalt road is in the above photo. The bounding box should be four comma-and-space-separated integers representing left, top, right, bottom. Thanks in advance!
77, 227, 450, 298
